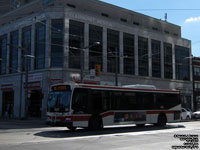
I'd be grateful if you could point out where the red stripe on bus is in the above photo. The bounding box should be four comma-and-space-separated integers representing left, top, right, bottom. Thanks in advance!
101, 112, 115, 118
71, 116, 90, 121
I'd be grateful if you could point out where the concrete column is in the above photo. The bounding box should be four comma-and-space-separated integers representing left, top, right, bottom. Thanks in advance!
103, 27, 107, 72
18, 28, 22, 72
84, 23, 89, 70
148, 38, 152, 77
161, 41, 164, 79
64, 18, 69, 69
119, 31, 123, 74
172, 44, 176, 80
45, 18, 51, 69
134, 35, 139, 76
6, 33, 10, 74
30, 24, 35, 70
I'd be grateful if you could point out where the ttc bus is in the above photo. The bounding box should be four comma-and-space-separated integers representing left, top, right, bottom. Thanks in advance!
46, 83, 181, 130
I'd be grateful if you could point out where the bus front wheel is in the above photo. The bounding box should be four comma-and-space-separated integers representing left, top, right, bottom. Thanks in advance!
89, 115, 103, 130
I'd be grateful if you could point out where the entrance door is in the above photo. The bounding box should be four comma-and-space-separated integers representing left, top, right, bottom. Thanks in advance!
2, 91, 14, 118
28, 90, 42, 118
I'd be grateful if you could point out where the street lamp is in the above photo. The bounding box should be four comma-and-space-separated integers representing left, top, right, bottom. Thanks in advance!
80, 42, 100, 83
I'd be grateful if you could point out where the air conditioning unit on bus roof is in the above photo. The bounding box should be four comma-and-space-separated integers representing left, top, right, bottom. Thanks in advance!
122, 84, 156, 89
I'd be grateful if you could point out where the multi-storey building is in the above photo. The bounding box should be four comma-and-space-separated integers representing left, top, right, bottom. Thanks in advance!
193, 57, 200, 111
0, 0, 193, 119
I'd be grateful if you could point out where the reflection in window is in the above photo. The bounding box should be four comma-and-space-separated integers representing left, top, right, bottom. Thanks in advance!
175, 45, 190, 80
151, 39, 161, 78
51, 19, 64, 68
164, 43, 173, 79
124, 33, 134, 75
107, 29, 119, 73
35, 21, 46, 69
194, 67, 200, 76
89, 25, 103, 70
69, 20, 84, 69
138, 36, 148, 76
0, 35, 7, 74
22, 26, 31, 71
10, 30, 18, 73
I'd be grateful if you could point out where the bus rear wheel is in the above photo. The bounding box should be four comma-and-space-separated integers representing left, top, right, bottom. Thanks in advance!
66, 125, 77, 131
157, 114, 167, 126
89, 115, 103, 130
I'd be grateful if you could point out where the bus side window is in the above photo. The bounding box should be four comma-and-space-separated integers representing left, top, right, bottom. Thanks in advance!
72, 88, 88, 113
102, 91, 110, 111
137, 92, 154, 110
111, 91, 123, 110
91, 90, 103, 114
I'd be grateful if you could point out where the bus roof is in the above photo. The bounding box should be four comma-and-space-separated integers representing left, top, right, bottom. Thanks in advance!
51, 82, 180, 94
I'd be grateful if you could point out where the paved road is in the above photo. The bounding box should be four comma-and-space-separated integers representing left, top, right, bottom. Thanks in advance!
0, 120, 199, 150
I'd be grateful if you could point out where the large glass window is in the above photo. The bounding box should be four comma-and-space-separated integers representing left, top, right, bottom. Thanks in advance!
194, 67, 200, 76
164, 43, 173, 79
0, 35, 7, 74
175, 46, 190, 80
22, 26, 31, 71
123, 33, 134, 75
89, 25, 103, 70
35, 21, 46, 69
107, 29, 119, 73
151, 39, 161, 78
138, 36, 148, 76
69, 20, 84, 69
51, 19, 64, 68
10, 31, 19, 73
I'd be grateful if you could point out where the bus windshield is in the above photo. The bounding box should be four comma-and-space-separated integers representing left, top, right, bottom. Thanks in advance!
48, 91, 71, 112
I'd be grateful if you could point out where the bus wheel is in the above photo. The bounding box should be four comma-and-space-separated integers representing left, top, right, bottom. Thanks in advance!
157, 113, 167, 126
136, 124, 145, 127
66, 125, 77, 131
89, 115, 103, 130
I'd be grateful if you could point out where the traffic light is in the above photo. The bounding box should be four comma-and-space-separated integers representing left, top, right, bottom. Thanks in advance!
95, 64, 101, 77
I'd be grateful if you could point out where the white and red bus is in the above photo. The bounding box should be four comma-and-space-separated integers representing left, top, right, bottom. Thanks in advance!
46, 83, 181, 130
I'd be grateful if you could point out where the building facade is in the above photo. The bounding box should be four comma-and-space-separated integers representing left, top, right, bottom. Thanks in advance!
193, 57, 200, 111
0, 0, 193, 119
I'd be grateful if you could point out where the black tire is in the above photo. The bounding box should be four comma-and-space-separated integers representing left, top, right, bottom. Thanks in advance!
186, 116, 190, 120
89, 115, 103, 130
136, 124, 145, 127
66, 125, 77, 131
157, 114, 167, 126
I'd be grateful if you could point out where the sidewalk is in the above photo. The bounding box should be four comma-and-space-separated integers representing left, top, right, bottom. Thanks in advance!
0, 118, 47, 130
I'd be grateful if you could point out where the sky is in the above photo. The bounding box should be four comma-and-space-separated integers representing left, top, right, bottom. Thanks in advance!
100, 0, 200, 57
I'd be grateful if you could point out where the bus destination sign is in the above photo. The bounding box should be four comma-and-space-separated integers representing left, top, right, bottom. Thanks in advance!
52, 85, 70, 91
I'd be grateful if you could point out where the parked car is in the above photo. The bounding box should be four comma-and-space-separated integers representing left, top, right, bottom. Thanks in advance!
192, 111, 200, 119
181, 108, 191, 120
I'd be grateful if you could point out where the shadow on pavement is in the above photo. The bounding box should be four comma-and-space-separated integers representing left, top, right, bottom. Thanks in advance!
0, 119, 47, 129
34, 124, 185, 139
